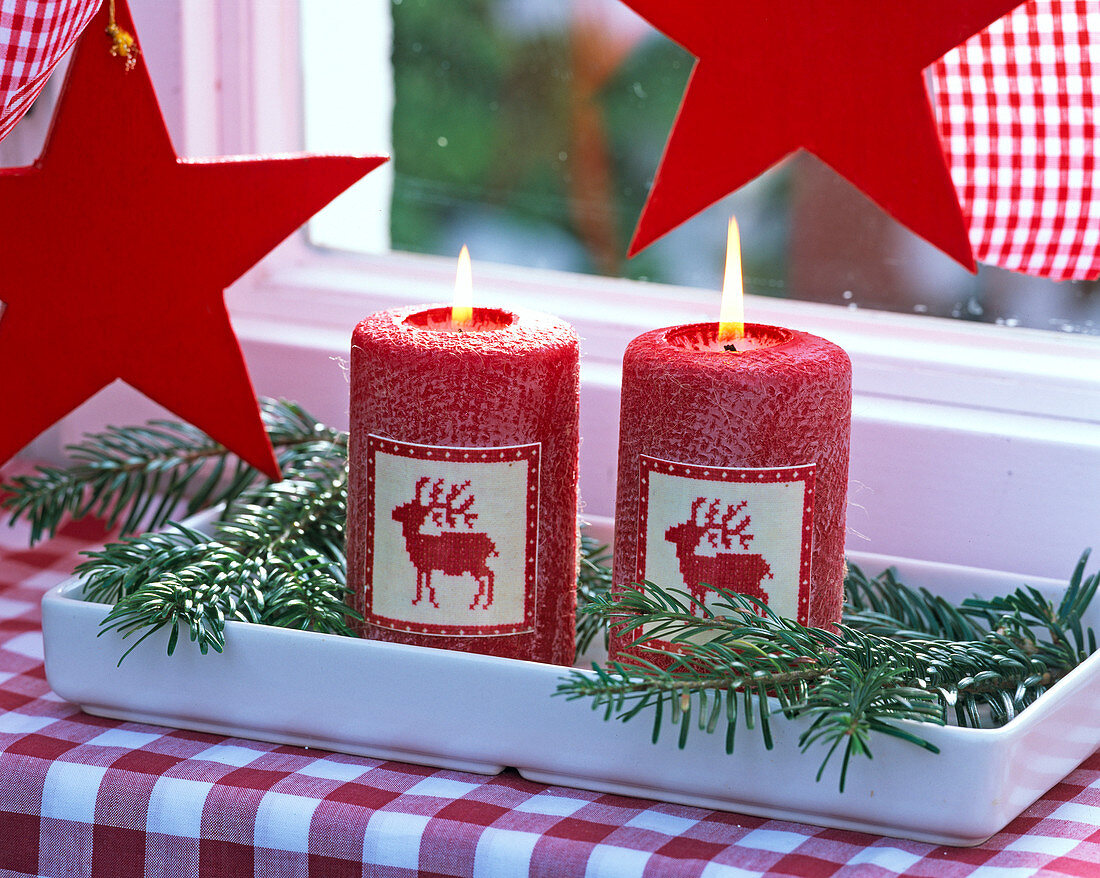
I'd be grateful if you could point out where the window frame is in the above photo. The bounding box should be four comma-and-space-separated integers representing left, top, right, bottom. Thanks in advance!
52, 0, 1100, 581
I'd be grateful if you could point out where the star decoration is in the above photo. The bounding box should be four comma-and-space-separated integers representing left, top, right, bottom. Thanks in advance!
0, 0, 386, 479
622, 0, 1027, 270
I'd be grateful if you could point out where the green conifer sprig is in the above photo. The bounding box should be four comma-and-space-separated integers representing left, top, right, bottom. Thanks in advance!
77, 523, 212, 607
79, 430, 356, 663
0, 399, 357, 661
97, 542, 269, 662
1, 399, 344, 544
558, 555, 1098, 790
576, 535, 613, 657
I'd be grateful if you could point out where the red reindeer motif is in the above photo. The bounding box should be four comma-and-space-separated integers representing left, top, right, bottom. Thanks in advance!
391, 477, 498, 610
664, 497, 772, 608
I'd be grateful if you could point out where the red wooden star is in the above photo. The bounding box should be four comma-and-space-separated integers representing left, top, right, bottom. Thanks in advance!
0, 0, 386, 479
623, 0, 1026, 270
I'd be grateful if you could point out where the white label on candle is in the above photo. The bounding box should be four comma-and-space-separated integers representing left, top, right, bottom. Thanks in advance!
635, 456, 815, 639
365, 435, 540, 636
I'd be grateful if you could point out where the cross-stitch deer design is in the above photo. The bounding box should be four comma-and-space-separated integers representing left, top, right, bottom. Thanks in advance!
391, 477, 498, 610
664, 497, 772, 608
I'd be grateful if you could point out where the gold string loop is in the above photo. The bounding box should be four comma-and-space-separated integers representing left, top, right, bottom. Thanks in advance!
105, 0, 139, 72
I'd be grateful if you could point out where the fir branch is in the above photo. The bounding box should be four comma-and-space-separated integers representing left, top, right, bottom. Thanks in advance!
576, 535, 612, 659
78, 523, 212, 606
1, 398, 345, 544
38, 400, 360, 661
960, 548, 1098, 661
219, 479, 345, 562
797, 659, 942, 788
559, 553, 1098, 791
81, 449, 358, 662
844, 563, 987, 641
258, 548, 358, 637
98, 545, 268, 662
91, 534, 360, 664
843, 556, 1100, 725
561, 587, 945, 789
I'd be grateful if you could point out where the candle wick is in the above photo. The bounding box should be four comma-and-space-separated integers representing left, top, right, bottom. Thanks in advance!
723, 342, 739, 352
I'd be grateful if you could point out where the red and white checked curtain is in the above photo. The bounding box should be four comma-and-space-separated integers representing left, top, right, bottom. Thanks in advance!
932, 0, 1097, 280
0, 0, 99, 144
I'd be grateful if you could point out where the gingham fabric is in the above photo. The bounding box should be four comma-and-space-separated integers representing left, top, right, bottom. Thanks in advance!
2, 468, 1100, 876
0, 0, 98, 144
931, 0, 1100, 280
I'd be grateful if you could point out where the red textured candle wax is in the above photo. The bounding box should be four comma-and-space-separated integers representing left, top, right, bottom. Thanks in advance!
611, 322, 851, 658
348, 304, 580, 665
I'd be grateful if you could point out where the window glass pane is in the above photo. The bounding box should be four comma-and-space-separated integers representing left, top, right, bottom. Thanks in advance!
311, 0, 1100, 336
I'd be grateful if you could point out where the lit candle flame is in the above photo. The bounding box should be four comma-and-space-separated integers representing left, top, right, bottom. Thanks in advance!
452, 245, 473, 327
718, 217, 745, 342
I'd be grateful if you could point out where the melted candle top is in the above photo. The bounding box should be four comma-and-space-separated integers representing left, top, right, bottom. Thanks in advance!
403, 306, 516, 334
664, 322, 796, 354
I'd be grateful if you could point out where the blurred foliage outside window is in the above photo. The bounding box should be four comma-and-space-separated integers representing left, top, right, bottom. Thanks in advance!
387, 0, 1097, 334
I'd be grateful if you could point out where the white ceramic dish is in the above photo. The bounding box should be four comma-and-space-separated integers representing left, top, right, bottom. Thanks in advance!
40, 524, 1100, 846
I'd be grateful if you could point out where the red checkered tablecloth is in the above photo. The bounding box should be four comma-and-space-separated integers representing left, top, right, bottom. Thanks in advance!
4, 495, 1100, 876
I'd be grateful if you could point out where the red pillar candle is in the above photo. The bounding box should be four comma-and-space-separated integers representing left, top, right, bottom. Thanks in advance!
348, 304, 580, 665
610, 322, 852, 658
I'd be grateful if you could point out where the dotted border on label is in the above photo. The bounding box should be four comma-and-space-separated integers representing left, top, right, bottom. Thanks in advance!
634, 455, 817, 640
365, 434, 541, 637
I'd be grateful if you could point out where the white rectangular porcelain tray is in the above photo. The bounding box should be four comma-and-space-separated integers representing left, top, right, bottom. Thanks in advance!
40, 534, 1100, 847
